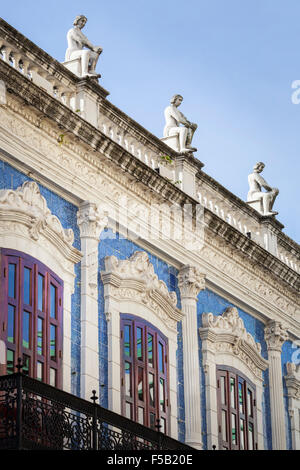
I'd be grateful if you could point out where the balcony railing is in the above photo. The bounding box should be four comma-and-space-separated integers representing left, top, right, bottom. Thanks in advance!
0, 371, 191, 451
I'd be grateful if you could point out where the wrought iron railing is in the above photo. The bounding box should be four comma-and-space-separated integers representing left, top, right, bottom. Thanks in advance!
0, 371, 191, 451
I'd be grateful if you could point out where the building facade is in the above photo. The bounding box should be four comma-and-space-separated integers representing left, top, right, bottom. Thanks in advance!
0, 17, 299, 450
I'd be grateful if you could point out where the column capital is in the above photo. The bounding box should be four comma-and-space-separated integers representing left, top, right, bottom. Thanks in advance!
264, 320, 288, 352
77, 201, 108, 240
178, 265, 206, 300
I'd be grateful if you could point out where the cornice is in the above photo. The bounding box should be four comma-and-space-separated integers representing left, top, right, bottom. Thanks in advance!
0, 60, 299, 310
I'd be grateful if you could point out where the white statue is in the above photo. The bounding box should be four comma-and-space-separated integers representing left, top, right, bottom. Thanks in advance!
65, 15, 102, 78
163, 95, 197, 153
247, 162, 279, 216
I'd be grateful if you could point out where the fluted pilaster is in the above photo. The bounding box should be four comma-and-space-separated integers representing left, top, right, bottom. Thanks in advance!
178, 265, 206, 449
264, 321, 288, 450
77, 201, 108, 399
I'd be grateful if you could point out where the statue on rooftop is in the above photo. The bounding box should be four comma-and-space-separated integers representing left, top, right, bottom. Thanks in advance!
247, 162, 279, 216
65, 15, 102, 78
163, 95, 197, 153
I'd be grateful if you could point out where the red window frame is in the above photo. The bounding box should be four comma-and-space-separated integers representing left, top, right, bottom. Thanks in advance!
0, 249, 63, 388
216, 365, 257, 450
120, 314, 170, 434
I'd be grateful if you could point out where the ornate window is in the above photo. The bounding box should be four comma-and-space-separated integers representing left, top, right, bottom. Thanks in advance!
120, 315, 169, 434
217, 366, 257, 450
0, 249, 63, 387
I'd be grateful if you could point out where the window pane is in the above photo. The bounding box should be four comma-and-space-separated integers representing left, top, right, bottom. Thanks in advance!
161, 417, 166, 434
22, 311, 30, 348
50, 325, 56, 360
231, 413, 237, 445
138, 407, 144, 425
50, 283, 56, 318
125, 403, 132, 419
149, 372, 155, 407
23, 355, 30, 376
50, 368, 56, 387
24, 267, 31, 305
158, 342, 164, 373
148, 333, 153, 367
159, 378, 165, 411
137, 327, 143, 360
247, 389, 253, 417
8, 263, 16, 298
248, 423, 254, 450
222, 410, 227, 442
7, 304, 15, 343
38, 273, 44, 311
124, 325, 131, 357
221, 376, 226, 405
6, 349, 14, 374
37, 361, 43, 381
125, 362, 132, 397
230, 377, 236, 409
239, 381, 244, 414
37, 317, 43, 355
240, 419, 245, 450
149, 413, 156, 429
138, 367, 144, 401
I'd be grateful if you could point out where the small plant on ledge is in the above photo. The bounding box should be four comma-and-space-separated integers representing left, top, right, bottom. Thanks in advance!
159, 155, 173, 165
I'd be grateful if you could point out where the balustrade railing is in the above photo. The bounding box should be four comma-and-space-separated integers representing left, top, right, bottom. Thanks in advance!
0, 372, 190, 451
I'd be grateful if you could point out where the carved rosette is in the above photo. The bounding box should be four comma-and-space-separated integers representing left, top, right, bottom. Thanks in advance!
77, 201, 108, 240
264, 321, 288, 352
178, 265, 206, 300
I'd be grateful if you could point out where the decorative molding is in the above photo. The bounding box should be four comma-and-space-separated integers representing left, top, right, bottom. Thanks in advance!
101, 251, 182, 331
178, 265, 206, 299
264, 321, 289, 352
77, 201, 108, 240
199, 307, 268, 379
285, 363, 300, 400
0, 181, 81, 265
0, 94, 299, 337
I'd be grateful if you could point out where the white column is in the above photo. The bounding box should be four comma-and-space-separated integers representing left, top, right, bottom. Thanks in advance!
77, 201, 107, 400
178, 265, 206, 449
264, 321, 288, 450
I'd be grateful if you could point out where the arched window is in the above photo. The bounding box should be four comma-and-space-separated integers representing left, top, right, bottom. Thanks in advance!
120, 315, 169, 434
0, 249, 63, 387
217, 366, 257, 450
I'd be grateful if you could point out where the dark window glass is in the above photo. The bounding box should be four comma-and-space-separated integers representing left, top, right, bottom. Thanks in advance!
22, 311, 30, 348
50, 283, 56, 319
137, 327, 143, 360
24, 267, 31, 305
50, 324, 56, 360
37, 317, 43, 355
7, 304, 15, 343
6, 349, 14, 374
121, 316, 169, 434
1, 250, 63, 387
148, 333, 153, 367
158, 342, 164, 373
38, 273, 44, 311
124, 325, 131, 357
8, 264, 16, 298
22, 354, 30, 376
217, 367, 257, 450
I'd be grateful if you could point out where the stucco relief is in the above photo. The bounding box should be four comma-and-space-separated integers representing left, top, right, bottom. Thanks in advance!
0, 98, 299, 333
200, 307, 268, 380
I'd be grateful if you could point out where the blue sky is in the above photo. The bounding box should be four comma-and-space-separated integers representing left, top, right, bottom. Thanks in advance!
1, 0, 299, 242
